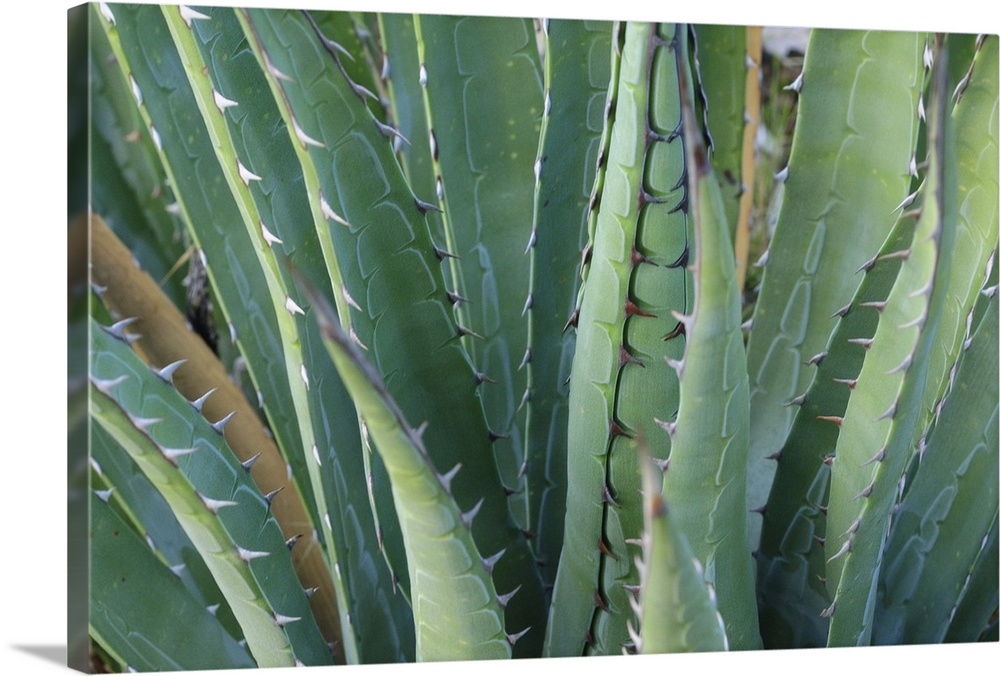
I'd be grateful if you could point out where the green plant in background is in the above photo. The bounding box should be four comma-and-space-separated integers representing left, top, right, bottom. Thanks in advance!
80, 2, 998, 669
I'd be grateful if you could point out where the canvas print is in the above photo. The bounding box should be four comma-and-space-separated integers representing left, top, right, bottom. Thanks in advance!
67, 1, 999, 671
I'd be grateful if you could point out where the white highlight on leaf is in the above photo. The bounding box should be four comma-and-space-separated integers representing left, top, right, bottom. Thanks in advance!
263, 52, 294, 82
274, 613, 301, 627
285, 295, 305, 316
342, 285, 362, 312
350, 326, 369, 351
300, 363, 310, 389
260, 221, 283, 246
293, 118, 324, 149
238, 160, 262, 186
320, 191, 351, 226
179, 5, 211, 26
201, 496, 239, 513
213, 89, 239, 114
150, 125, 162, 151
99, 3, 116, 24
237, 546, 270, 562
129, 74, 143, 106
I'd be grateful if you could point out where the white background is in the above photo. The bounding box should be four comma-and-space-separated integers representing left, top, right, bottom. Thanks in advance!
2, 0, 997, 674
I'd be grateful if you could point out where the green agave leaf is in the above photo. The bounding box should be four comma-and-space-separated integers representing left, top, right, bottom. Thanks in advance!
238, 6, 546, 654
97, 0, 306, 519
634, 457, 729, 654
658, 33, 761, 651
690, 23, 746, 243
874, 292, 998, 644
756, 209, 918, 648
88, 7, 187, 306
160, 4, 327, 543
294, 269, 514, 662
309, 10, 388, 124
413, 13, 542, 538
378, 12, 444, 244
97, 4, 345, 654
523, 16, 613, 596
179, 5, 415, 662
944, 513, 999, 643
824, 39, 957, 646
90, 422, 244, 644
90, 319, 331, 667
744, 29, 925, 549
546, 22, 692, 656
89, 491, 257, 671
914, 34, 999, 446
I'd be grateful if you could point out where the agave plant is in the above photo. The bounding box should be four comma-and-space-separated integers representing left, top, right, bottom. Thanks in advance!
75, 1, 998, 670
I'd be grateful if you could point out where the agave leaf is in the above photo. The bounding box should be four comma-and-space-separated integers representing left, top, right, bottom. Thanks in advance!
824, 38, 956, 646
944, 513, 999, 643
913, 34, 999, 447
690, 23, 746, 244
378, 13, 445, 244
522, 16, 613, 595
238, 6, 546, 654
178, 5, 416, 661
413, 13, 542, 539
635, 456, 728, 654
88, 8, 187, 306
756, 208, 917, 648
294, 269, 513, 662
96, 3, 353, 655
90, 318, 331, 667
546, 22, 699, 656
309, 10, 388, 123
159, 5, 330, 567
90, 421, 245, 643
657, 33, 762, 651
744, 29, 925, 549
89, 491, 257, 671
873, 291, 998, 644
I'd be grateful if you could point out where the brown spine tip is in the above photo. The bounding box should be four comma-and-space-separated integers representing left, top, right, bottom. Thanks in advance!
666, 245, 690, 269
816, 415, 843, 427
609, 420, 633, 439
785, 392, 807, 407
831, 303, 852, 318
433, 244, 458, 261
806, 351, 828, 366
619, 345, 644, 368
487, 429, 510, 443
631, 245, 655, 267
624, 298, 656, 319
662, 320, 685, 342
562, 307, 580, 334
